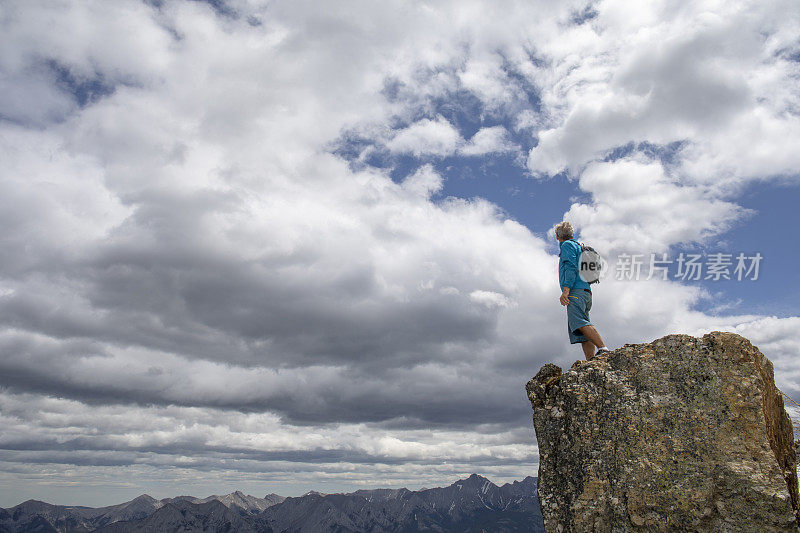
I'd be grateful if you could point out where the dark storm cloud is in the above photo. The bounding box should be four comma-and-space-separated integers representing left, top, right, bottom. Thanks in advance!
0, 433, 535, 468
0, 386, 539, 482
0, 328, 533, 427
0, 175, 528, 429
0, 180, 502, 366
0, 443, 408, 466
0, 138, 535, 429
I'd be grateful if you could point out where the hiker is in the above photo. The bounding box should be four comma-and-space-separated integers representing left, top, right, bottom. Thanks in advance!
554, 221, 611, 361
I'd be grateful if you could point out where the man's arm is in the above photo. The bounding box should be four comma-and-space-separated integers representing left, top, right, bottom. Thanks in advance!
559, 243, 578, 306
561, 242, 578, 290
559, 285, 571, 306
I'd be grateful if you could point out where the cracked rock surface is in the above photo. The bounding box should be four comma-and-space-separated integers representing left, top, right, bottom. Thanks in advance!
526, 332, 799, 532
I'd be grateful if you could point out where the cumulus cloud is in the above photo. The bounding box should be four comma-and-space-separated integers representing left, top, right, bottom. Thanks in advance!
459, 126, 517, 156
469, 290, 512, 309
402, 164, 444, 197
527, 0, 800, 182
522, 0, 800, 262
562, 158, 750, 254
386, 121, 517, 158
386, 116, 463, 157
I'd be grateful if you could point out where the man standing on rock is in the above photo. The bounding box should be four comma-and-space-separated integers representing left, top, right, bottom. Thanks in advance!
555, 221, 611, 360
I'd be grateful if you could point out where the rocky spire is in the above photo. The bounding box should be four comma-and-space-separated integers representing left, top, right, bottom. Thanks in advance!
526, 331, 799, 532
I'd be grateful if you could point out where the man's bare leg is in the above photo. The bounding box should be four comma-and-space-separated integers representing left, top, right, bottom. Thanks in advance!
580, 341, 595, 360
578, 325, 606, 356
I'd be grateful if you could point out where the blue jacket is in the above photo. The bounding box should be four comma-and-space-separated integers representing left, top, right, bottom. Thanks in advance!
559, 239, 591, 291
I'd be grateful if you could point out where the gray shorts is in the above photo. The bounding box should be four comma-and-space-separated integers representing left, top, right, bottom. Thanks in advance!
566, 289, 593, 344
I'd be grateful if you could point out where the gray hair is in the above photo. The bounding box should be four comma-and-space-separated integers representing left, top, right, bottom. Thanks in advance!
554, 221, 574, 241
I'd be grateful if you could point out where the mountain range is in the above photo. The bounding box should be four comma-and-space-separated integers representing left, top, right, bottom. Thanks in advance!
0, 474, 542, 532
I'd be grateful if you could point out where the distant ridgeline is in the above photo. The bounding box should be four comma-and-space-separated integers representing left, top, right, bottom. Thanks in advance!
0, 475, 543, 532
527, 331, 799, 532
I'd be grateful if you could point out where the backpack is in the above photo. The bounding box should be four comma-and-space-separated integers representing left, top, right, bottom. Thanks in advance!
570, 239, 604, 284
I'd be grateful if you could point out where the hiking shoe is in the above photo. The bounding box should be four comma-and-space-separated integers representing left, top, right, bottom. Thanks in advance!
595, 347, 612, 357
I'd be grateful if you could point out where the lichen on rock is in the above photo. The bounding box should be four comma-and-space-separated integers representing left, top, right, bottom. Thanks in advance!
526, 331, 799, 532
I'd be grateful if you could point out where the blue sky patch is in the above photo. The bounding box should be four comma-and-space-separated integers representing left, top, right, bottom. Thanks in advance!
48, 60, 116, 108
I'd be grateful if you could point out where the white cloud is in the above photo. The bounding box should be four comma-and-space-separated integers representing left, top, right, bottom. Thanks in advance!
520, 0, 800, 256
469, 290, 512, 309
402, 164, 443, 197
0, 0, 172, 125
459, 53, 519, 111
526, 0, 800, 189
459, 126, 517, 156
385, 122, 517, 159
386, 116, 463, 157
562, 158, 750, 254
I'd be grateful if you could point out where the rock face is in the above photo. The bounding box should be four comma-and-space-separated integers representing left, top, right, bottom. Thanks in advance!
526, 332, 799, 532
